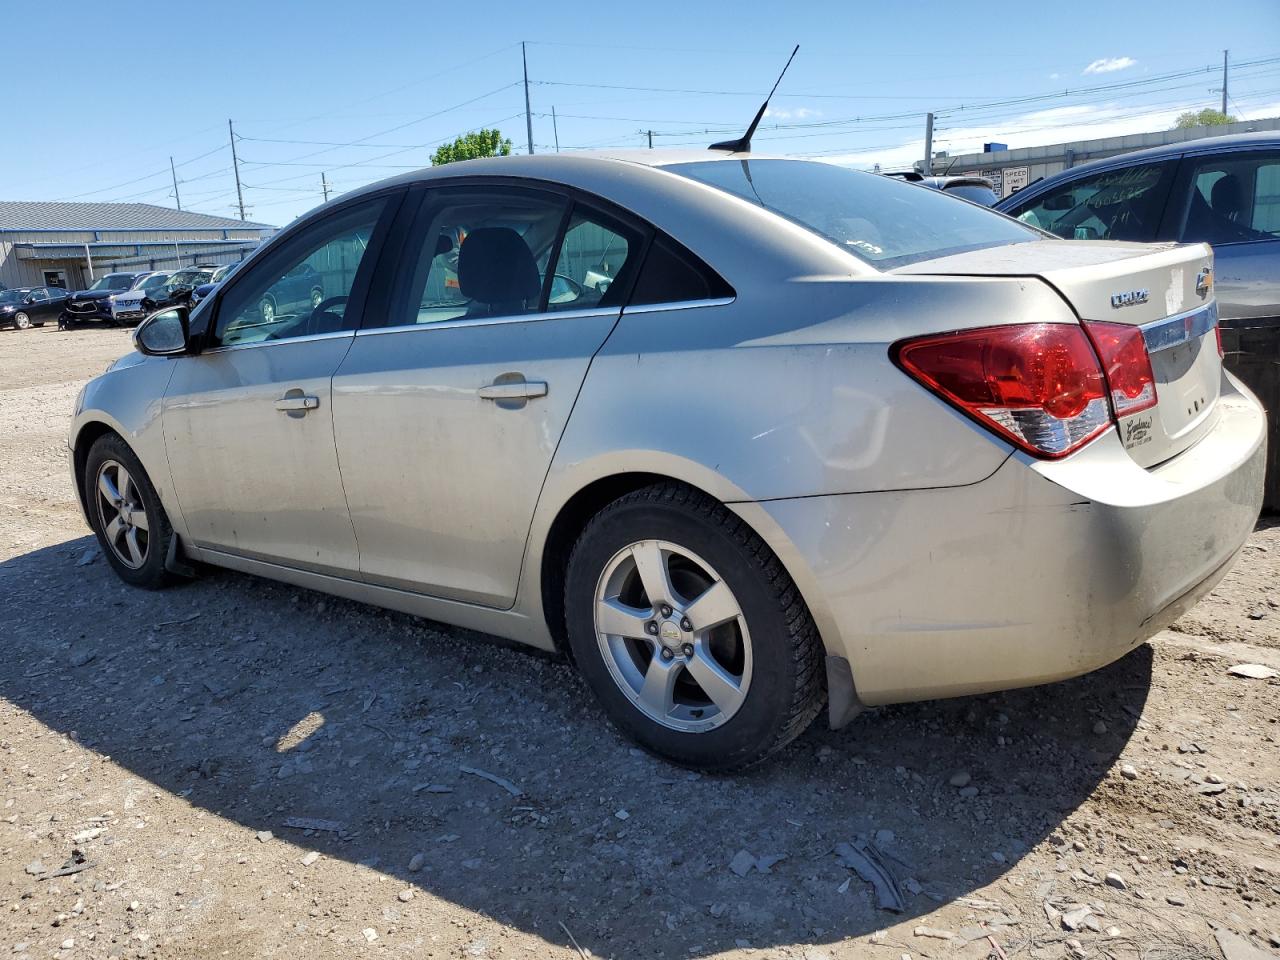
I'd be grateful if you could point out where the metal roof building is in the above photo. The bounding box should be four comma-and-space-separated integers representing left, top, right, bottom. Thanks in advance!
922, 116, 1280, 200
0, 201, 274, 290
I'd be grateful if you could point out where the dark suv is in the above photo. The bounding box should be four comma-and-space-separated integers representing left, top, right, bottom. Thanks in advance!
996, 131, 1280, 509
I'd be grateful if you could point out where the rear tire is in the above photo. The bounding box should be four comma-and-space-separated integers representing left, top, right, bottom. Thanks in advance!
83, 434, 177, 589
565, 483, 825, 770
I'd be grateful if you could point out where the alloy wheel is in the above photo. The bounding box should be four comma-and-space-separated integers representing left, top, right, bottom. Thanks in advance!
14, 312, 31, 329
593, 539, 752, 733
94, 459, 150, 569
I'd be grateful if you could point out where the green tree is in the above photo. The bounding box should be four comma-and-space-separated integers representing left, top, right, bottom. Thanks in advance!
1173, 108, 1235, 130
431, 129, 513, 165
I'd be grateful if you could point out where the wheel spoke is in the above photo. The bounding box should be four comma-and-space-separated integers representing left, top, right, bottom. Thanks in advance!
98, 471, 121, 505
104, 515, 123, 543
116, 468, 133, 505
637, 652, 679, 718
685, 642, 745, 714
596, 597, 652, 639
630, 541, 675, 606
684, 579, 741, 633
125, 528, 144, 566
126, 506, 149, 532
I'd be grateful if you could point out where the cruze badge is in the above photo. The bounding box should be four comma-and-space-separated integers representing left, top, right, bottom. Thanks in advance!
1196, 266, 1213, 299
1110, 289, 1149, 309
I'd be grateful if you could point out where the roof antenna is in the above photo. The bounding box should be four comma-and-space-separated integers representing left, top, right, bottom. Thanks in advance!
709, 44, 799, 153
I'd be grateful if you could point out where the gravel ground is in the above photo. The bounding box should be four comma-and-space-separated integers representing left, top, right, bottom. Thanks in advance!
1, 324, 1278, 960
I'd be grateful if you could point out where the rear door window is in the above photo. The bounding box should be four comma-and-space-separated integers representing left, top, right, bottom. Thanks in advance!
547, 208, 643, 312
1004, 161, 1177, 241
1177, 152, 1280, 245
384, 189, 569, 328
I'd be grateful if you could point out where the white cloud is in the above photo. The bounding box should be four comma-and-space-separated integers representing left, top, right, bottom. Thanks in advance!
1049, 72, 1061, 80
1083, 56, 1137, 75
764, 106, 821, 121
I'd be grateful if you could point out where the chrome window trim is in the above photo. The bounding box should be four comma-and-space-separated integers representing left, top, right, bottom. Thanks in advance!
355, 305, 620, 337
200, 329, 354, 355
622, 296, 736, 315
1141, 301, 1219, 354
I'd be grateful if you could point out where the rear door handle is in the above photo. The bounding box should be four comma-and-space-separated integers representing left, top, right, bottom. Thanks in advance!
274, 395, 319, 412
477, 380, 548, 401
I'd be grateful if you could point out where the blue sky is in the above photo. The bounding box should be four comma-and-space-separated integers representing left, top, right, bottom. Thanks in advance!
6, 0, 1278, 225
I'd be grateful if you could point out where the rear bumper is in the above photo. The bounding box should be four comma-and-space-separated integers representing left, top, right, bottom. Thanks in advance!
751, 373, 1267, 706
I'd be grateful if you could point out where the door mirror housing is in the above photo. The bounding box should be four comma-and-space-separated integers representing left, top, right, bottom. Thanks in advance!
134, 307, 190, 357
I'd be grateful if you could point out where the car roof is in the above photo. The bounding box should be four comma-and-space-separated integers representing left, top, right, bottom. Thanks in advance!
998, 130, 1280, 203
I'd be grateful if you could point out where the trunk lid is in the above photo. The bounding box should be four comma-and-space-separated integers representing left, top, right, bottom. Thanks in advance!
897, 239, 1220, 467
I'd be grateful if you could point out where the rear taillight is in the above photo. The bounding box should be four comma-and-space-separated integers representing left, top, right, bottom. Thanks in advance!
1214, 324, 1225, 359
893, 323, 1112, 458
1082, 321, 1157, 416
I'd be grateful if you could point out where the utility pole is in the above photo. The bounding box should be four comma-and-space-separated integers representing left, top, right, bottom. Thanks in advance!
228, 119, 246, 221
522, 42, 534, 155
922, 113, 934, 175
1222, 50, 1229, 115
647, 129, 653, 149
321, 172, 331, 202
169, 155, 182, 211
551, 106, 560, 153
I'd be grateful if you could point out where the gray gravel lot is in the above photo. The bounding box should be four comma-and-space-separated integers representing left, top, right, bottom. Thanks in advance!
1, 325, 1278, 959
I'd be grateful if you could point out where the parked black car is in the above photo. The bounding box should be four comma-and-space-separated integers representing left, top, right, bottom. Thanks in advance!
0, 286, 69, 329
60, 272, 155, 326
888, 172, 999, 205
188, 263, 239, 308
996, 131, 1280, 509
142, 265, 234, 314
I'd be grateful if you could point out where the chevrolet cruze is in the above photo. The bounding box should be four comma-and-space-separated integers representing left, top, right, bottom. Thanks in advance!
70, 151, 1266, 769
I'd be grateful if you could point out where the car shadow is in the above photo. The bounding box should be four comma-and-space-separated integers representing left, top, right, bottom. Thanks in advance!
1, 536, 1150, 956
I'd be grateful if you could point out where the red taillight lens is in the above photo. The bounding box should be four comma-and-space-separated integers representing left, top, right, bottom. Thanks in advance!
1082, 321, 1157, 416
893, 323, 1112, 458
1214, 324, 1224, 359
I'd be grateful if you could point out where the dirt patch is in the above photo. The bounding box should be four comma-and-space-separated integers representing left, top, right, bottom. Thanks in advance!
1, 325, 1278, 958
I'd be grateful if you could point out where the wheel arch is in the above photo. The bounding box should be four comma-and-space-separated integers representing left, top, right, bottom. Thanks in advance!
71, 418, 125, 522
531, 462, 840, 681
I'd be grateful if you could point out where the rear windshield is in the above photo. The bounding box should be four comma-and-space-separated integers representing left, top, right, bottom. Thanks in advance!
664, 159, 1037, 269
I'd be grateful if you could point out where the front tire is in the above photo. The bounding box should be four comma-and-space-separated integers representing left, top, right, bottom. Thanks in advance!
565, 484, 825, 770
13, 312, 31, 329
83, 434, 177, 589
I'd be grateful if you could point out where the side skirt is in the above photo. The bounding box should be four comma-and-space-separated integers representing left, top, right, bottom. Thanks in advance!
185, 544, 555, 652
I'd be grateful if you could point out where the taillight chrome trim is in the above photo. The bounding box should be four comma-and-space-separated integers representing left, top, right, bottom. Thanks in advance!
1141, 301, 1218, 355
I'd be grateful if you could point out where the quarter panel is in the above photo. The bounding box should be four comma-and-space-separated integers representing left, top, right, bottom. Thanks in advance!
551, 276, 1069, 505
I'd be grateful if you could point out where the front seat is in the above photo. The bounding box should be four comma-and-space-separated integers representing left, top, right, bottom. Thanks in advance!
1210, 174, 1245, 223
457, 227, 541, 317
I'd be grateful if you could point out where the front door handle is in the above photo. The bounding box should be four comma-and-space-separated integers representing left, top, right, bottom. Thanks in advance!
477, 380, 548, 401
274, 394, 319, 412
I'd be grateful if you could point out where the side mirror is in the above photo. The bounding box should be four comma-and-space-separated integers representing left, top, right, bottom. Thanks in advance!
134, 307, 190, 357
24, 295, 36, 304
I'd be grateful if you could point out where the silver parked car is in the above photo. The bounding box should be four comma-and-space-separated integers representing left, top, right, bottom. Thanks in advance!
70, 152, 1266, 769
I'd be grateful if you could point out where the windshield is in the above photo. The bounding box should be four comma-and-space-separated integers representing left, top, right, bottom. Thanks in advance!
0, 289, 27, 304
664, 159, 1038, 268
90, 275, 136, 291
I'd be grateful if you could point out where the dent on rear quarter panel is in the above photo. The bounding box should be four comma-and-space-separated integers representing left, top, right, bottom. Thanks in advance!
550, 275, 1077, 503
